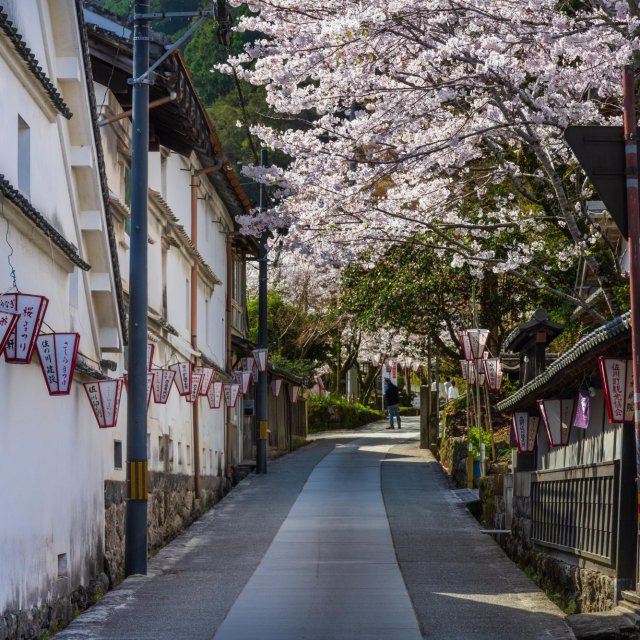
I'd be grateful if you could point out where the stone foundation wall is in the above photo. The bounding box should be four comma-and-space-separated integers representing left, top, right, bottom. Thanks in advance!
0, 572, 110, 640
439, 435, 468, 487
104, 471, 229, 586
481, 474, 615, 614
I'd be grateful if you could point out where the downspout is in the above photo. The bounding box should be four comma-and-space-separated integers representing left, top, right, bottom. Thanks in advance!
225, 233, 234, 479
190, 172, 201, 497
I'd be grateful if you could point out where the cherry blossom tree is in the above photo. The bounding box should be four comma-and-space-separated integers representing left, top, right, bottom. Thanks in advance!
222, 0, 640, 322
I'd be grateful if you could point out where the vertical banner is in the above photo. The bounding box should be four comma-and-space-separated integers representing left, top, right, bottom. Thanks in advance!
598, 357, 633, 423
574, 389, 590, 429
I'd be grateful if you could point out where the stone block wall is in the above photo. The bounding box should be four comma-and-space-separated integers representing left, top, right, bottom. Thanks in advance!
104, 471, 229, 586
0, 572, 110, 640
439, 435, 468, 487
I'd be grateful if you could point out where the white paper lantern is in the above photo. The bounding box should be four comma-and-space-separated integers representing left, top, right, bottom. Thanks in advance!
207, 381, 223, 409
84, 379, 124, 428
0, 293, 49, 363
152, 369, 175, 404
223, 383, 240, 408
35, 333, 80, 395
169, 362, 192, 396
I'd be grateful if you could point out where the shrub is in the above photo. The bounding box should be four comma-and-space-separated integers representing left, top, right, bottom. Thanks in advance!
467, 426, 492, 460
308, 395, 384, 433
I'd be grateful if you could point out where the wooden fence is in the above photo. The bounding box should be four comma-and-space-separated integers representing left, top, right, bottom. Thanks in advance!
531, 461, 619, 566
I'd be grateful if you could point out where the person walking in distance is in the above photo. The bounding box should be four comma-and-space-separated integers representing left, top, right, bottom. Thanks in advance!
447, 379, 459, 402
384, 378, 401, 430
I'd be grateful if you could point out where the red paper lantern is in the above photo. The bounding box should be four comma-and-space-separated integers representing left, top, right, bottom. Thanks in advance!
0, 310, 19, 356
194, 366, 215, 396
598, 357, 633, 424
207, 381, 223, 408
537, 398, 575, 447
35, 333, 80, 395
84, 378, 124, 428
169, 362, 192, 396
223, 383, 240, 408
187, 373, 204, 403
460, 360, 469, 381
152, 369, 175, 404
271, 379, 283, 396
0, 293, 48, 363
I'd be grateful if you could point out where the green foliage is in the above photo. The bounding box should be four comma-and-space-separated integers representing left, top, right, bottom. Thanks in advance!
467, 426, 492, 460
308, 395, 384, 433
269, 353, 316, 380
184, 5, 261, 106
247, 290, 338, 367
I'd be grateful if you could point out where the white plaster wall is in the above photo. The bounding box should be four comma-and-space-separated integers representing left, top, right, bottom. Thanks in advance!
0, 227, 106, 612
0, 4, 125, 614
0, 57, 76, 242
148, 208, 163, 316
164, 153, 192, 234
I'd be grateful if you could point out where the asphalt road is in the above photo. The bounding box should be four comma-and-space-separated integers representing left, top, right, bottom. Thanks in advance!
55, 417, 574, 640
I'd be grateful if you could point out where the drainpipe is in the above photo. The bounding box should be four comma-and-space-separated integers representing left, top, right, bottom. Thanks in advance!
225, 233, 234, 479
190, 172, 201, 497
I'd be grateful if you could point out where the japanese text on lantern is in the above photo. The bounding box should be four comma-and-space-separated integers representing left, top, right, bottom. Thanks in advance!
611, 361, 624, 419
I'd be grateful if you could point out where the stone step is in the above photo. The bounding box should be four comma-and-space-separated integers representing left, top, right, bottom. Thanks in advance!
622, 591, 640, 606
616, 602, 640, 620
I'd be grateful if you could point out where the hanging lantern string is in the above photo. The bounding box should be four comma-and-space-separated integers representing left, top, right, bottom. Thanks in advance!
0, 192, 18, 293
159, 348, 179, 369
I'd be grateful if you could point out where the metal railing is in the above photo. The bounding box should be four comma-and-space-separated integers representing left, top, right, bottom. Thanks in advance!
531, 461, 618, 566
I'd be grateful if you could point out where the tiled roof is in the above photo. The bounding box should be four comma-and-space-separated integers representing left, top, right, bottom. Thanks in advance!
0, 174, 90, 271
496, 312, 631, 411
0, 5, 73, 119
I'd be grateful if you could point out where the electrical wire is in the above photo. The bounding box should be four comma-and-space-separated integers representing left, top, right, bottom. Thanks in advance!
229, 63, 260, 165
0, 192, 18, 292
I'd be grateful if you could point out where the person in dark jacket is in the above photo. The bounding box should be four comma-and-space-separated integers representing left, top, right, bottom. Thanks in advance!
384, 378, 401, 430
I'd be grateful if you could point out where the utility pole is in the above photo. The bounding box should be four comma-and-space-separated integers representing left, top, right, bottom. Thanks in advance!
622, 67, 640, 580
125, 0, 150, 577
123, 1, 232, 575
256, 149, 268, 474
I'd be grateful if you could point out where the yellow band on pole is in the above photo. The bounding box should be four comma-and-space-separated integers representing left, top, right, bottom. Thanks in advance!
129, 460, 148, 501
259, 420, 269, 440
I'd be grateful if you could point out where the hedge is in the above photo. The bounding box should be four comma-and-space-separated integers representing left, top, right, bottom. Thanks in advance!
308, 395, 385, 433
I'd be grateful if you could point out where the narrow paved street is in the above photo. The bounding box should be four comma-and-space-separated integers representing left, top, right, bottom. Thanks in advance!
56, 418, 574, 640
